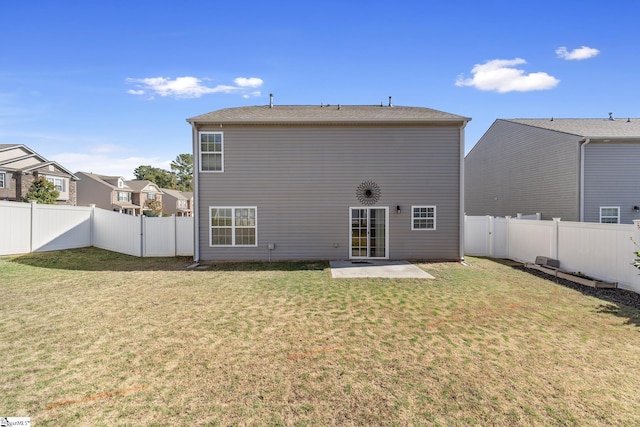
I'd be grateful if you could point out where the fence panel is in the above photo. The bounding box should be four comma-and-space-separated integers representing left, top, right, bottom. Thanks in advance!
464, 215, 491, 256
143, 216, 177, 257
558, 222, 638, 287
0, 201, 31, 255
176, 217, 194, 256
507, 219, 555, 263
32, 203, 92, 252
93, 208, 142, 257
493, 217, 509, 259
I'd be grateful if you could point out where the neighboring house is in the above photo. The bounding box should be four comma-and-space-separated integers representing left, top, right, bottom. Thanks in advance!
0, 144, 78, 205
465, 117, 640, 223
161, 188, 192, 216
186, 100, 470, 262
125, 180, 164, 216
75, 172, 141, 215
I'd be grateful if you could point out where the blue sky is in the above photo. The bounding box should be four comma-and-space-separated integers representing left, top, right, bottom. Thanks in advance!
1, 1, 638, 178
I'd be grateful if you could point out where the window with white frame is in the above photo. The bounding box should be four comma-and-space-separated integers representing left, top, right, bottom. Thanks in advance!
46, 176, 66, 192
599, 207, 620, 224
146, 192, 156, 200
412, 206, 436, 230
200, 132, 223, 172
0, 171, 5, 188
210, 207, 257, 246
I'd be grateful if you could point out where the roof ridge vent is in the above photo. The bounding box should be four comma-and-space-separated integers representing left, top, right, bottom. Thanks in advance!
627, 117, 631, 122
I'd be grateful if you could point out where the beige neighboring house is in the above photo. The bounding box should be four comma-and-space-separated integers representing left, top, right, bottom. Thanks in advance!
75, 172, 141, 215
125, 180, 164, 216
160, 188, 192, 216
0, 144, 78, 205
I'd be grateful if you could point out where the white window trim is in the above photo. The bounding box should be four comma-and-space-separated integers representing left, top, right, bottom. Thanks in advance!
0, 171, 6, 189
599, 206, 620, 224
46, 175, 67, 192
209, 206, 258, 247
199, 131, 224, 173
411, 205, 436, 231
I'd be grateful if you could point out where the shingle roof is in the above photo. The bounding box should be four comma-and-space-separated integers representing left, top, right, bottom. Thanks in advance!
505, 118, 640, 139
187, 105, 470, 124
125, 180, 161, 192
160, 188, 187, 199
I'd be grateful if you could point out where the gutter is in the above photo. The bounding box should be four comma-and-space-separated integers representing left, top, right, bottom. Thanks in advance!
579, 138, 591, 221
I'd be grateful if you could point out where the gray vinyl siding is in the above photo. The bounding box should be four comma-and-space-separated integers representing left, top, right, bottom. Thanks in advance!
76, 172, 115, 209
197, 125, 461, 261
583, 142, 640, 224
465, 120, 580, 221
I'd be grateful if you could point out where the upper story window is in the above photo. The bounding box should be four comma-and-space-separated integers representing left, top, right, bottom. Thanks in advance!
117, 178, 125, 188
599, 207, 620, 224
146, 192, 156, 200
178, 199, 187, 208
200, 132, 223, 172
0, 171, 6, 188
412, 206, 436, 230
117, 191, 131, 202
46, 176, 66, 193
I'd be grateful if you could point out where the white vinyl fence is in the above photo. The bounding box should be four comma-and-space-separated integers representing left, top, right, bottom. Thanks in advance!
0, 201, 193, 257
465, 215, 640, 293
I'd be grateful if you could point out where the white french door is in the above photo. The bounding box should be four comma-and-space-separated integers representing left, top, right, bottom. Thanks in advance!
350, 207, 388, 259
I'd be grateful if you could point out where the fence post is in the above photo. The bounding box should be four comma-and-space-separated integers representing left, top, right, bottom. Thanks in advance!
29, 200, 37, 253
487, 215, 494, 258
505, 216, 511, 259
552, 218, 561, 260
89, 204, 95, 247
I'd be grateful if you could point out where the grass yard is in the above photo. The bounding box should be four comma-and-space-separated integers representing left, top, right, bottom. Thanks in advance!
1, 248, 640, 426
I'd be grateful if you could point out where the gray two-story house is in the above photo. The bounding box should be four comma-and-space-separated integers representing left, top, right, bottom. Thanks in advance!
465, 117, 640, 223
187, 100, 470, 262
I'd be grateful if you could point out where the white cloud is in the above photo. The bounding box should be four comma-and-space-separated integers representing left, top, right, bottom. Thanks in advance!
556, 46, 600, 60
126, 76, 264, 99
234, 77, 263, 88
455, 58, 559, 93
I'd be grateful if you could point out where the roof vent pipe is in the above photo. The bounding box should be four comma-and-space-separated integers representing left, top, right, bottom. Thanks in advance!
388, 96, 393, 107
608, 112, 614, 121
269, 93, 274, 108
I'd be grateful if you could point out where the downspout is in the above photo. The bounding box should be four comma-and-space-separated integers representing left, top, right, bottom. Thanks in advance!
190, 121, 200, 263
579, 138, 590, 222
459, 120, 469, 261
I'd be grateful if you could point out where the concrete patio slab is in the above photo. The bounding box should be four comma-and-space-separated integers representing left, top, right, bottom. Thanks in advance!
329, 260, 434, 279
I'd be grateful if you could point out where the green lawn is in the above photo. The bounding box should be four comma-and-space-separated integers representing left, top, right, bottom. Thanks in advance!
1, 248, 639, 426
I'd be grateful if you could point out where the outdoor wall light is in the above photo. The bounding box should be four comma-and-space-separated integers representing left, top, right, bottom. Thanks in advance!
634, 206, 640, 213
396, 205, 401, 214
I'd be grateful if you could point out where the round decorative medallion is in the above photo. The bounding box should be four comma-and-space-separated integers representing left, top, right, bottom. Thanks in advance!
356, 181, 381, 205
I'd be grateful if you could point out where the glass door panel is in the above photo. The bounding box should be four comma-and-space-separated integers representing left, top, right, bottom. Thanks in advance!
350, 208, 387, 259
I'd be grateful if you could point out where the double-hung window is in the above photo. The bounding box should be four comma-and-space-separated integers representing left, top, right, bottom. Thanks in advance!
46, 176, 66, 192
210, 207, 257, 246
599, 207, 620, 224
200, 132, 223, 172
412, 206, 436, 230
117, 191, 131, 202
0, 171, 5, 188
